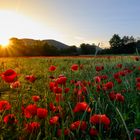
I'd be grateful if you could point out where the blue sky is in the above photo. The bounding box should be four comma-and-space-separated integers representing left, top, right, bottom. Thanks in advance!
0, 0, 140, 47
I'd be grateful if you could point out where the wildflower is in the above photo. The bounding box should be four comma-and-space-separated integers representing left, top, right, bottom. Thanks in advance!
3, 114, 17, 124
64, 87, 70, 93
53, 86, 62, 94
25, 122, 40, 133
116, 64, 122, 68
49, 102, 57, 112
71, 64, 78, 71
57, 128, 70, 137
134, 128, 140, 135
94, 76, 101, 83
49, 65, 56, 71
95, 66, 104, 72
73, 102, 91, 113
56, 75, 67, 85
64, 128, 70, 136
103, 81, 114, 90
0, 100, 11, 112
24, 104, 37, 118
57, 129, 62, 137
116, 93, 124, 102
136, 77, 140, 83
136, 83, 140, 90
109, 91, 116, 101
49, 81, 57, 91
37, 108, 48, 119
32, 96, 40, 102
116, 78, 122, 84
1, 69, 17, 83
49, 116, 59, 125
101, 114, 111, 125
100, 75, 108, 80
70, 121, 87, 131
10, 81, 21, 89
135, 56, 140, 61
55, 93, 63, 102
25, 75, 36, 83
89, 128, 98, 136
114, 72, 120, 79
90, 114, 110, 126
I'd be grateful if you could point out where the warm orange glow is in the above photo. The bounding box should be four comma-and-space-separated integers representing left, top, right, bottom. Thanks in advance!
0, 10, 64, 46
0, 39, 9, 48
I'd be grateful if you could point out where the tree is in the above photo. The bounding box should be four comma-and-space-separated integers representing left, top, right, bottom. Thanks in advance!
109, 34, 123, 54
43, 43, 59, 56
80, 43, 96, 55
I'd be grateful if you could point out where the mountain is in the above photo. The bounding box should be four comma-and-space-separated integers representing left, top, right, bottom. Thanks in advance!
42, 39, 70, 49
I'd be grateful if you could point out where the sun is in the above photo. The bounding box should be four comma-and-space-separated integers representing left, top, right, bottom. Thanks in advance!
0, 38, 10, 48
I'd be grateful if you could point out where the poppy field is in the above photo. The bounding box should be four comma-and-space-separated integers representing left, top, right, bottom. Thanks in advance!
0, 56, 140, 140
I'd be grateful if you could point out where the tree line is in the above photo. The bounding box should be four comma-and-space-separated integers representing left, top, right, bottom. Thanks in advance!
0, 35, 140, 57
101, 34, 140, 54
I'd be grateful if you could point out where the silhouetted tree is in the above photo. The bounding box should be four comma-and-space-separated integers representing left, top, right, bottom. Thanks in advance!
80, 43, 96, 55
43, 43, 59, 56
109, 34, 123, 54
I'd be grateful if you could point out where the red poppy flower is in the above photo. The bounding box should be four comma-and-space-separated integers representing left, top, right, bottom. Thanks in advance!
49, 116, 59, 125
70, 121, 87, 131
90, 114, 110, 126
25, 122, 40, 133
25, 75, 36, 83
134, 128, 140, 135
57, 129, 62, 137
3, 114, 17, 124
37, 108, 48, 119
114, 72, 120, 79
109, 91, 116, 101
116, 93, 124, 102
49, 81, 57, 91
24, 104, 37, 118
64, 128, 70, 136
64, 87, 70, 93
0, 100, 11, 112
56, 75, 67, 85
32, 96, 40, 102
137, 83, 140, 90
71, 64, 78, 71
73, 102, 91, 113
103, 82, 114, 90
95, 66, 104, 72
55, 93, 63, 102
49, 102, 57, 112
116, 64, 122, 68
116, 78, 122, 84
89, 128, 98, 136
57, 128, 70, 137
53, 86, 62, 94
10, 81, 21, 89
90, 114, 100, 124
94, 76, 101, 83
136, 77, 140, 83
49, 65, 56, 71
135, 56, 140, 61
101, 114, 111, 126
1, 69, 17, 83
100, 75, 108, 80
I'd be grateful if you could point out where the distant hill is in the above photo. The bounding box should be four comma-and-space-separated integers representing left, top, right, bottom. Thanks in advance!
42, 39, 70, 49
17, 38, 70, 50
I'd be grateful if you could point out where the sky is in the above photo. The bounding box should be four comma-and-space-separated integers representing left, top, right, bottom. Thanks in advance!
0, 0, 140, 47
